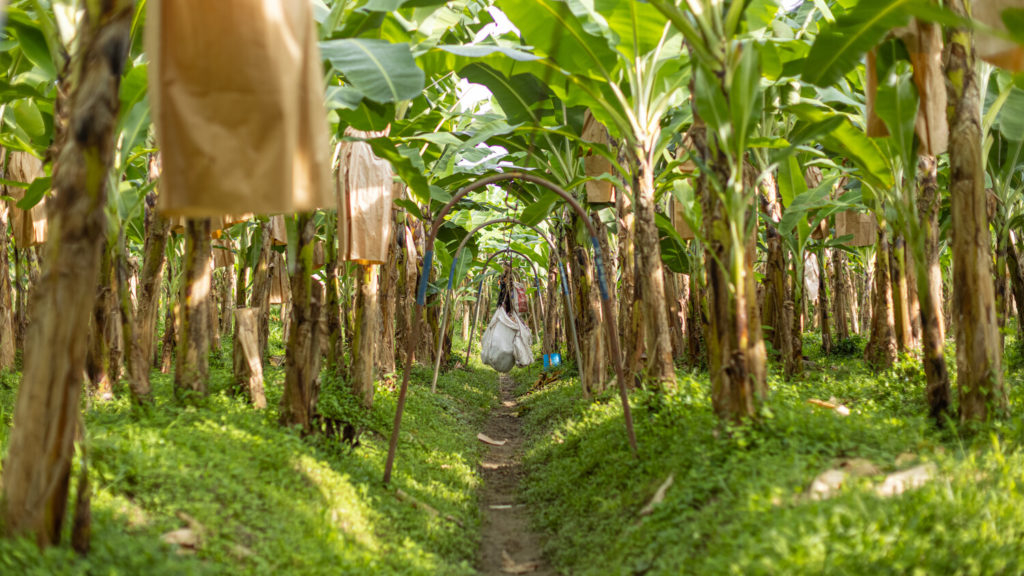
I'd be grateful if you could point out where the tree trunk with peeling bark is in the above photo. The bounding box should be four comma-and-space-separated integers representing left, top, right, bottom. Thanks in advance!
1, 0, 134, 545
634, 154, 675, 388
345, 263, 378, 442
865, 229, 897, 369
569, 217, 605, 398
686, 265, 705, 368
832, 248, 851, 340
543, 263, 560, 358
325, 213, 343, 372
86, 243, 115, 399
785, 254, 804, 378
175, 218, 212, 399
250, 220, 273, 362
1007, 234, 1024, 339
693, 122, 765, 420
116, 234, 145, 406
945, 3, 1006, 421
377, 204, 398, 375
916, 154, 951, 421
818, 248, 832, 356
0, 203, 15, 369
664, 268, 685, 360
763, 226, 787, 358
395, 219, 417, 367
280, 214, 323, 433
617, 183, 640, 379
129, 190, 169, 401
891, 236, 913, 353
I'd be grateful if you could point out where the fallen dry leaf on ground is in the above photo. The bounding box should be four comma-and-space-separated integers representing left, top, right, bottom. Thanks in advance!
502, 550, 540, 574
478, 433, 507, 446
639, 474, 675, 516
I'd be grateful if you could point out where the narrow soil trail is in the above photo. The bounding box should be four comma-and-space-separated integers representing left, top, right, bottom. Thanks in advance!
477, 373, 555, 575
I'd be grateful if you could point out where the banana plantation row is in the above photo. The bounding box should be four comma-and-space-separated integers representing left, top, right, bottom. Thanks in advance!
0, 0, 1021, 560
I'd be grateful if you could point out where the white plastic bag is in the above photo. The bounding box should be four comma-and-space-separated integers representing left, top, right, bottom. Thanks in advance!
481, 308, 519, 373
481, 308, 534, 372
512, 313, 532, 367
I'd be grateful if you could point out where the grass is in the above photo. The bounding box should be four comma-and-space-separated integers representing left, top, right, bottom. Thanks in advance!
513, 338, 1024, 575
0, 323, 500, 575
4, 316, 1024, 575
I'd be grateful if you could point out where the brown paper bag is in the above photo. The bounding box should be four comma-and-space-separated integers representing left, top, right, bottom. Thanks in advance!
3, 151, 48, 249
337, 128, 396, 265
835, 211, 878, 247
671, 197, 695, 241
975, 0, 1024, 72
212, 238, 234, 269
147, 0, 333, 217
676, 131, 698, 174
581, 111, 616, 204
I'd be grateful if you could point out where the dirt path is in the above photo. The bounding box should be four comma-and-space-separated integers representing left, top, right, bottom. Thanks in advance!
477, 373, 555, 575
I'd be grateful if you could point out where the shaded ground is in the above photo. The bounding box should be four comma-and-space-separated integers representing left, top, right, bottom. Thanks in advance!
477, 373, 554, 575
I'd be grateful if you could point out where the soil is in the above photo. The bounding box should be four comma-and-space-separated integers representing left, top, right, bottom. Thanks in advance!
477, 373, 555, 575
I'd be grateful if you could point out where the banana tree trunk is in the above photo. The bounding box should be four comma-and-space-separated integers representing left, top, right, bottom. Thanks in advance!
664, 268, 685, 360
694, 124, 765, 420
377, 206, 398, 375
890, 236, 913, 353
915, 155, 952, 420
635, 154, 676, 387
995, 225, 1009, 351
1008, 233, 1024, 338
116, 232, 147, 405
325, 213, 343, 372
568, 218, 605, 398
395, 220, 417, 367
250, 220, 273, 362
831, 248, 851, 340
542, 263, 559, 357
160, 299, 176, 373
345, 263, 379, 442
946, 2, 1006, 421
0, 203, 15, 369
617, 181, 641, 379
86, 242, 114, 398
130, 190, 169, 398
280, 213, 323, 433
234, 237, 248, 312
686, 263, 705, 368
865, 229, 897, 368
175, 218, 212, 398
819, 247, 832, 356
1, 0, 134, 545
763, 226, 787, 357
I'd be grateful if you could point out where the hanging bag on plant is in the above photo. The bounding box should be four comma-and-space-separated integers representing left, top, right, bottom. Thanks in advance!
581, 111, 616, 204
975, 0, 1024, 72
511, 312, 533, 367
514, 282, 528, 315
337, 128, 396, 265
3, 151, 48, 249
481, 308, 519, 373
147, 0, 333, 217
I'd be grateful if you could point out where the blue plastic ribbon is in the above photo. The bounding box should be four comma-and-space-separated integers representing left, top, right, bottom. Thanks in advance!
590, 237, 609, 300
447, 255, 458, 290
417, 249, 433, 306
558, 262, 570, 296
